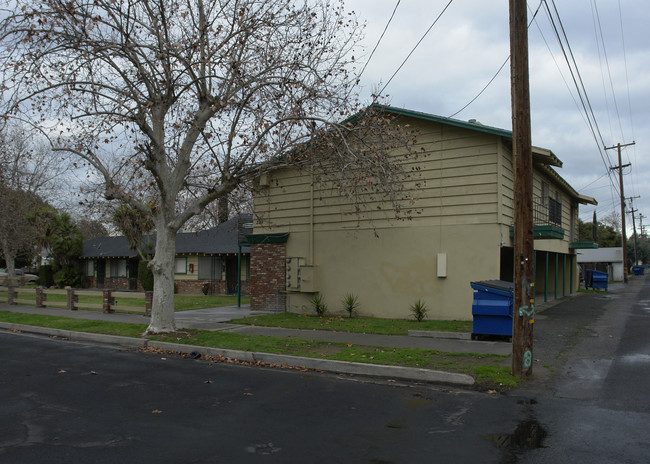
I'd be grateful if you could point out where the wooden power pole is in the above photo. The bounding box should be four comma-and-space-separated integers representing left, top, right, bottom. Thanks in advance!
606, 142, 635, 282
510, 0, 534, 378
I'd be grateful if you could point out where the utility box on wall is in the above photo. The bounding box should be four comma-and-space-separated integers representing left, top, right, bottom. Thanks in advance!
437, 253, 447, 278
285, 257, 318, 292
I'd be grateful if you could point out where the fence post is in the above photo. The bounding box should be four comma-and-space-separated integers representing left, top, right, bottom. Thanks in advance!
35, 287, 47, 307
102, 289, 115, 314
145, 290, 153, 316
66, 287, 78, 311
7, 284, 17, 305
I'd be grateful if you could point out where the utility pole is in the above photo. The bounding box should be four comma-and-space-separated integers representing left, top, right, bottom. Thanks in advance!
510, 0, 534, 379
627, 196, 640, 265
606, 141, 635, 282
640, 214, 646, 239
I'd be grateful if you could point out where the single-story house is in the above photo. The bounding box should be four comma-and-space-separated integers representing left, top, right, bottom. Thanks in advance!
80, 214, 252, 295
576, 247, 624, 282
248, 106, 597, 319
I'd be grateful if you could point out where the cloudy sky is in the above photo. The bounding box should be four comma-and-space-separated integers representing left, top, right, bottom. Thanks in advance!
346, 0, 649, 234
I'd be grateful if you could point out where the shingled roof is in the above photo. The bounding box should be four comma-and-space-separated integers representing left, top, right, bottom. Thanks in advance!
81, 214, 253, 258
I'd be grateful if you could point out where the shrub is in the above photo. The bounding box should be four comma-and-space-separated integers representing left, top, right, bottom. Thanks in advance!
341, 293, 360, 318
37, 265, 54, 287
409, 299, 428, 322
53, 267, 83, 288
138, 260, 154, 291
310, 293, 327, 317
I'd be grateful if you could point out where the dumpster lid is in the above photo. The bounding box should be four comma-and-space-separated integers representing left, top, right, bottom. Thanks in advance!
470, 280, 514, 293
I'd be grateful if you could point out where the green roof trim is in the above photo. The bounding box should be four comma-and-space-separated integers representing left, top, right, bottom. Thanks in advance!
376, 105, 513, 139
245, 233, 289, 244
570, 241, 599, 249
509, 225, 565, 240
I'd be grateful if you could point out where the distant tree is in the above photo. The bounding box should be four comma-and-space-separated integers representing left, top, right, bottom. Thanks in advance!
1, 0, 417, 333
77, 218, 109, 241
578, 218, 621, 248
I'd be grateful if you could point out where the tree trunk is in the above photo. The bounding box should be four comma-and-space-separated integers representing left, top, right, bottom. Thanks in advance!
1, 241, 18, 286
146, 225, 177, 334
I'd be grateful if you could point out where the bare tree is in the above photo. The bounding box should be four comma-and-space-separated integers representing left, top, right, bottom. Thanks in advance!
0, 0, 417, 333
0, 123, 71, 282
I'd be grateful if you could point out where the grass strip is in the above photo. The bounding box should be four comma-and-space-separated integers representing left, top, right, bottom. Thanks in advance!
0, 292, 248, 311
230, 312, 473, 335
0, 310, 515, 389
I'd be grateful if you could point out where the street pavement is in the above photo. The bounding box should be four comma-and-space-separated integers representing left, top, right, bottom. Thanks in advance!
0, 274, 645, 389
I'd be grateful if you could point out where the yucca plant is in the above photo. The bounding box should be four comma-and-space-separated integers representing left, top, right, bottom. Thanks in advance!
310, 293, 327, 317
341, 293, 360, 318
409, 299, 428, 322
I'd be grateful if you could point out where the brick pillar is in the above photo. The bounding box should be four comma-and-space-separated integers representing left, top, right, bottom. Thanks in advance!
250, 242, 286, 312
102, 289, 115, 313
145, 291, 153, 316
66, 287, 78, 311
35, 288, 47, 307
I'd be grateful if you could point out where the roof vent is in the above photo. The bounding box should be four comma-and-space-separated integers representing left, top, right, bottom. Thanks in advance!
468, 119, 482, 125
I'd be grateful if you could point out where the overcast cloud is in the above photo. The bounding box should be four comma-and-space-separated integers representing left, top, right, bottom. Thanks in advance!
347, 0, 649, 233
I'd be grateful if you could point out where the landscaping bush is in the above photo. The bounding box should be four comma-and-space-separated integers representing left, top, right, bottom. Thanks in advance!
310, 293, 327, 317
53, 267, 83, 288
37, 265, 54, 287
341, 293, 360, 318
409, 299, 428, 322
138, 260, 154, 291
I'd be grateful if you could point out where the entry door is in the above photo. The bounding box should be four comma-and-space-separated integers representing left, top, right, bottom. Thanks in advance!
225, 257, 238, 294
96, 259, 106, 288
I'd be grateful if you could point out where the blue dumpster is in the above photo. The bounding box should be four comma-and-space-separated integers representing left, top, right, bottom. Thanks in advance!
585, 270, 608, 290
632, 266, 644, 276
470, 280, 513, 339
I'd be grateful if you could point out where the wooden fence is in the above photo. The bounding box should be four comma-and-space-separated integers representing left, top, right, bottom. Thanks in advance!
0, 286, 152, 315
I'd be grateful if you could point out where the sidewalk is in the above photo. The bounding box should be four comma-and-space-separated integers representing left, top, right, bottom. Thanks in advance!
2, 278, 638, 388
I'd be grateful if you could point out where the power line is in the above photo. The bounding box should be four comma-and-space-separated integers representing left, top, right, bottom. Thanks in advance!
357, 0, 401, 81
375, 0, 455, 100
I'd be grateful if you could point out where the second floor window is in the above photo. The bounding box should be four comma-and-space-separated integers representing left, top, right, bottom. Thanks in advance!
549, 194, 562, 226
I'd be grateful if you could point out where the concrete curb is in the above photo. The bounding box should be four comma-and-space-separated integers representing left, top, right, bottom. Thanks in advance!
0, 322, 475, 386
408, 330, 472, 340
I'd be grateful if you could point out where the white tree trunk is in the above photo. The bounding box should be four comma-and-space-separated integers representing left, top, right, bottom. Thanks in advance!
146, 225, 177, 334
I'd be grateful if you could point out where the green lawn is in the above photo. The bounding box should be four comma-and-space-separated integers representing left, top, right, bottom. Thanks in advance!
0, 291, 248, 312
230, 312, 473, 335
0, 310, 516, 390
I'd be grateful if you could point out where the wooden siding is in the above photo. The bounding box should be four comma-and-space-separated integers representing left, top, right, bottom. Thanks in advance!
255, 117, 503, 233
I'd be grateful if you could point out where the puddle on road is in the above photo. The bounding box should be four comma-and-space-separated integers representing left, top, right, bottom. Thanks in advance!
485, 418, 547, 463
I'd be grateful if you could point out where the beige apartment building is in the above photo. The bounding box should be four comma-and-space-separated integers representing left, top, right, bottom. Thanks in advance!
248, 106, 597, 320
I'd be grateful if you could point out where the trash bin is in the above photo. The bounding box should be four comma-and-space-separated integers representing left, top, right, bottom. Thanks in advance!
587, 270, 608, 290
632, 265, 644, 276
470, 280, 513, 340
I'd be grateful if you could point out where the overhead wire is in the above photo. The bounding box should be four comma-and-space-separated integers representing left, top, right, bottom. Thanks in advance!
374, 0, 455, 101
357, 0, 401, 82
448, 0, 545, 119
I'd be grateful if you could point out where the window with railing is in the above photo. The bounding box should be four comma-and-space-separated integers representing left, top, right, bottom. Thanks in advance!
548, 196, 562, 226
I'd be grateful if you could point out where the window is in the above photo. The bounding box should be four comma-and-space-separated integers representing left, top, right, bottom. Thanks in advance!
198, 256, 222, 280
174, 257, 187, 274
110, 259, 127, 277
548, 193, 562, 226
541, 181, 548, 206
83, 260, 94, 277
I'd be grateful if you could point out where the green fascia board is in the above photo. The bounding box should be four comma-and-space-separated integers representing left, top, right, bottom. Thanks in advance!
375, 105, 513, 139
570, 241, 599, 249
245, 233, 290, 244
509, 225, 565, 239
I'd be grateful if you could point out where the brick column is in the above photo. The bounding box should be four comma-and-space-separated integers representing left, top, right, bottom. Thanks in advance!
145, 291, 153, 316
250, 243, 286, 312
35, 288, 47, 307
66, 287, 78, 311
102, 289, 115, 313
